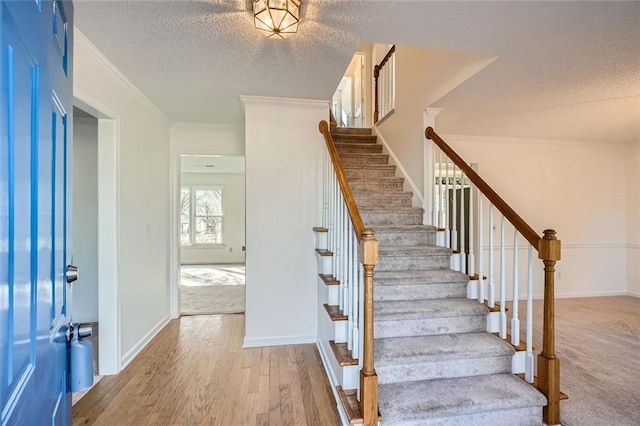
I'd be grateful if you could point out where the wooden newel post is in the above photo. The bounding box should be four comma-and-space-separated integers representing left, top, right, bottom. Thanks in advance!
359, 228, 379, 425
537, 229, 562, 425
373, 65, 380, 123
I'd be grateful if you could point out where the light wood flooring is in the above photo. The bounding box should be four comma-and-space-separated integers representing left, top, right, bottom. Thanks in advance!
72, 315, 340, 425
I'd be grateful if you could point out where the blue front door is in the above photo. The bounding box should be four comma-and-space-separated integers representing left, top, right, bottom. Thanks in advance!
1, 0, 74, 424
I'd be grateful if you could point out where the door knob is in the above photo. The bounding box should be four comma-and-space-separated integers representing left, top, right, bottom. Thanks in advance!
66, 265, 79, 283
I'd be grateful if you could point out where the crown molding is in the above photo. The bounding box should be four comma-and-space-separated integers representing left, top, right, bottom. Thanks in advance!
74, 27, 169, 122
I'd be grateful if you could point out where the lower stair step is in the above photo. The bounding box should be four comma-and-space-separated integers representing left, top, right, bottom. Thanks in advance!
375, 333, 514, 384
374, 298, 488, 338
378, 374, 547, 426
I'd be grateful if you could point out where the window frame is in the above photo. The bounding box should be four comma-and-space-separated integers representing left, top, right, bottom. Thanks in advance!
180, 185, 225, 247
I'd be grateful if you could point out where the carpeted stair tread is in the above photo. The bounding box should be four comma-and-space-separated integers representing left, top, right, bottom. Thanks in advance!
378, 244, 451, 256
375, 333, 514, 366
379, 374, 546, 424
375, 298, 487, 320
374, 268, 468, 284
331, 133, 377, 142
335, 142, 382, 153
359, 206, 423, 214
331, 127, 371, 135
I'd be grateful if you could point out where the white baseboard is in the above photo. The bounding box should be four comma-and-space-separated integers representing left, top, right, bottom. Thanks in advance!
316, 340, 350, 426
242, 334, 316, 348
372, 127, 424, 206
120, 315, 171, 370
626, 291, 640, 298
554, 290, 629, 299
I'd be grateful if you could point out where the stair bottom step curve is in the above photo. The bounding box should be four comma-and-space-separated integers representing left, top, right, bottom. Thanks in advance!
379, 374, 546, 426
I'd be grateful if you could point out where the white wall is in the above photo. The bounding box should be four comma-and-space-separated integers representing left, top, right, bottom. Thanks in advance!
375, 45, 495, 196
628, 143, 640, 296
443, 133, 630, 298
74, 29, 172, 368
241, 96, 327, 347
72, 117, 99, 323
180, 172, 245, 264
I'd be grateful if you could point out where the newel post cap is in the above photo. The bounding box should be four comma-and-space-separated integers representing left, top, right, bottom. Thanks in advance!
359, 229, 378, 266
538, 229, 561, 261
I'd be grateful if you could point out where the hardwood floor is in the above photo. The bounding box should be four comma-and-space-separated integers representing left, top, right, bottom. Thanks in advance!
72, 315, 340, 425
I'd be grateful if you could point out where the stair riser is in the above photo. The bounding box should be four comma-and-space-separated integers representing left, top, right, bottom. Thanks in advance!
375, 231, 436, 245
331, 128, 371, 136
381, 407, 543, 426
355, 196, 413, 208
377, 255, 450, 271
374, 283, 467, 301
332, 136, 377, 144
375, 315, 486, 338
376, 355, 513, 385
362, 212, 422, 226
340, 155, 389, 166
349, 180, 404, 191
344, 168, 396, 179
336, 145, 382, 154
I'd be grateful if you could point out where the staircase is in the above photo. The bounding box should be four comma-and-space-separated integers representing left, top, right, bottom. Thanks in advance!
320, 127, 547, 425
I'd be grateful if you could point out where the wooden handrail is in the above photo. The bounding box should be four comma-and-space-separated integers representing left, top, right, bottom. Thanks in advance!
373, 45, 396, 123
425, 127, 539, 248
425, 126, 563, 425
319, 120, 366, 241
319, 119, 379, 425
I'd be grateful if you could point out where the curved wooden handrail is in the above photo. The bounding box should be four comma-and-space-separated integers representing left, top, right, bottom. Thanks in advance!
374, 45, 396, 76
425, 127, 540, 249
319, 120, 367, 241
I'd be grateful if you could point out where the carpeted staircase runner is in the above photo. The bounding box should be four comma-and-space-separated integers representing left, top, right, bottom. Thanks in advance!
332, 127, 546, 425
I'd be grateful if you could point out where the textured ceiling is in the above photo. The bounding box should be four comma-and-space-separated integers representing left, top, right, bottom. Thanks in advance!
74, 1, 640, 143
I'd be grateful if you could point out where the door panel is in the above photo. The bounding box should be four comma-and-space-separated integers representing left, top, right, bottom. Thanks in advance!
1, 1, 73, 424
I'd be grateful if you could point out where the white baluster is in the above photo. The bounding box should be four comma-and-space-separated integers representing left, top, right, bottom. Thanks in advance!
351, 231, 359, 359
460, 174, 466, 274
499, 215, 507, 339
525, 245, 534, 383
468, 180, 475, 279
444, 159, 451, 248
488, 204, 495, 308
437, 151, 444, 229
451, 168, 458, 253
511, 229, 520, 346
346, 213, 352, 351
476, 195, 483, 303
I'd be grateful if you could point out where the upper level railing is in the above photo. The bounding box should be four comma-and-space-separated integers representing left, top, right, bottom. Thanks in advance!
373, 45, 395, 123
425, 126, 563, 425
319, 120, 379, 425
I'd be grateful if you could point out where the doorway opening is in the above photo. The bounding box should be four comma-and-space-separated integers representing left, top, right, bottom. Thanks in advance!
332, 52, 366, 128
178, 154, 246, 316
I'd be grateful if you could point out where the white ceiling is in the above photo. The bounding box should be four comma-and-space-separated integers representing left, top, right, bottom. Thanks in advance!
74, 1, 640, 144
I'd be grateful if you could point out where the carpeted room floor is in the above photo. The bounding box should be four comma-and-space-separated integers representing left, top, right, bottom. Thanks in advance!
180, 264, 245, 315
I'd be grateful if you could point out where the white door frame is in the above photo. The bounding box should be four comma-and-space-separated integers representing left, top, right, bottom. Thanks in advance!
168, 137, 245, 318
74, 92, 121, 375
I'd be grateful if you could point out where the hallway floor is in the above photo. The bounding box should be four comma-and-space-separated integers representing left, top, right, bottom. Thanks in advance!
71, 315, 340, 425
180, 264, 245, 315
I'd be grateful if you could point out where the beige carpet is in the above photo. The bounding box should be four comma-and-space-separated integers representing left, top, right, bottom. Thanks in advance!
510, 296, 640, 426
180, 264, 245, 315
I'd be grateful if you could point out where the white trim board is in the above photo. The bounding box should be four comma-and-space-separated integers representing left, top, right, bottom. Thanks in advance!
239, 95, 329, 111
316, 340, 350, 426
372, 127, 424, 206
627, 291, 640, 298
243, 334, 316, 348
120, 315, 171, 370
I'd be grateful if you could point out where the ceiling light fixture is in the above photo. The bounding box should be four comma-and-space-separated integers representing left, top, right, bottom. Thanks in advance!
253, 0, 301, 39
